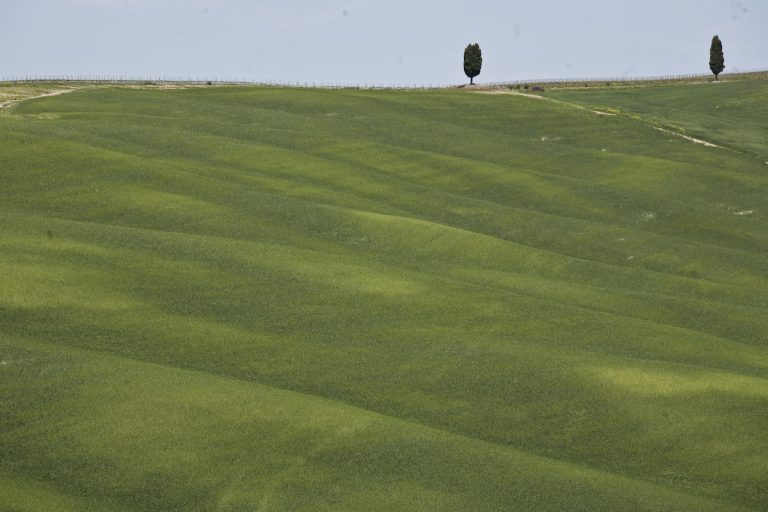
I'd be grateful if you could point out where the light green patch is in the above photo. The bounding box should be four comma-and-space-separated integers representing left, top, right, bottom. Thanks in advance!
0, 260, 136, 310
593, 365, 768, 397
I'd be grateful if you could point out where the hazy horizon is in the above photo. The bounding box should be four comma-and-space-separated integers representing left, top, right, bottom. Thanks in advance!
1, 0, 765, 85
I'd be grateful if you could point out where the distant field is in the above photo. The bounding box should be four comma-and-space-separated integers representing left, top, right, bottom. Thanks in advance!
550, 79, 768, 158
1, 79, 767, 511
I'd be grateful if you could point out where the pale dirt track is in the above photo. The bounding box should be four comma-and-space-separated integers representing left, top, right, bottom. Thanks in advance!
0, 88, 78, 109
469, 87, 722, 149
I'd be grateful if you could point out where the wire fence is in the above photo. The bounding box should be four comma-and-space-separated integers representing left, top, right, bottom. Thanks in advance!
1, 69, 766, 89
0, 75, 449, 90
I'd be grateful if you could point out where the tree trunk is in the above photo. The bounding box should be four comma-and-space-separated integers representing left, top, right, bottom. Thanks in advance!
470, 77, 474, 85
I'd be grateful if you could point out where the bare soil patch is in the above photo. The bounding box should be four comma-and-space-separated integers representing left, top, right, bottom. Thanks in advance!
0, 87, 78, 109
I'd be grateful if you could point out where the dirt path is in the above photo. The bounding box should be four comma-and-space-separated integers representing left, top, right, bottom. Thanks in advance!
472, 88, 619, 115
0, 88, 78, 110
652, 126, 720, 148
470, 87, 724, 149
473, 89, 545, 100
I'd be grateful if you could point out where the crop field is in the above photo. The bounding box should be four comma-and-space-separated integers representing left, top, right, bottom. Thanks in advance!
1, 79, 767, 511
550, 79, 768, 158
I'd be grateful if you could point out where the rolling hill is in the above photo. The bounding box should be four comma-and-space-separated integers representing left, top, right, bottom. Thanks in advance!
1, 79, 767, 511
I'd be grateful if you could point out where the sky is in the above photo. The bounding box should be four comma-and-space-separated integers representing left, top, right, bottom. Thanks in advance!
1, 0, 765, 85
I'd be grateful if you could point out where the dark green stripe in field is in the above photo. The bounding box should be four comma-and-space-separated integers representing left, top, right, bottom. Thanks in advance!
1, 82, 767, 511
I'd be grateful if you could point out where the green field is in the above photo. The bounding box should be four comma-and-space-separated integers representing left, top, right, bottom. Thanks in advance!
550, 79, 768, 158
1, 79, 767, 511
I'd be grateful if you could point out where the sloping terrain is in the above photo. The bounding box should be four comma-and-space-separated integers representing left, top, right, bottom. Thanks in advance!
1, 81, 767, 511
551, 79, 768, 158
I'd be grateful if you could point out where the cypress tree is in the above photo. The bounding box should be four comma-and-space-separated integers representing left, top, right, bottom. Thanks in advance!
709, 35, 725, 81
463, 43, 482, 85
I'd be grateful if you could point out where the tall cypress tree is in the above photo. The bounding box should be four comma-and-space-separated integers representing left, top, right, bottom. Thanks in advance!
463, 43, 482, 85
709, 35, 725, 81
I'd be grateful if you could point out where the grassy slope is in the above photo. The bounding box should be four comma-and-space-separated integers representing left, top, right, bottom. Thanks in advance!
1, 82, 767, 510
550, 79, 768, 158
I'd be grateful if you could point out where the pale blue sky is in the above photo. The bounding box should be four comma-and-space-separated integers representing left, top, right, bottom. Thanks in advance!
1, 0, 765, 85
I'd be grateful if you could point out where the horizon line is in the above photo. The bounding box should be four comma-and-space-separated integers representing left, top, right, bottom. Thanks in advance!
2, 69, 766, 89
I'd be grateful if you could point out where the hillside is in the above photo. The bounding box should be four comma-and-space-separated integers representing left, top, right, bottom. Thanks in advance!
550, 79, 768, 158
1, 80, 767, 511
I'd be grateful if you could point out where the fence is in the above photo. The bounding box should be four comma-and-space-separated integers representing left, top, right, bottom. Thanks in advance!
1, 70, 766, 89
0, 75, 449, 90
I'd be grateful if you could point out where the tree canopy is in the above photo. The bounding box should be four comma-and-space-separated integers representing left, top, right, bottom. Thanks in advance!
709, 35, 725, 81
463, 43, 482, 85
